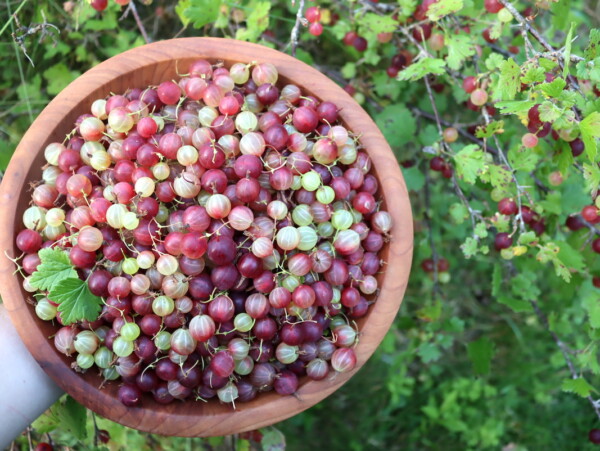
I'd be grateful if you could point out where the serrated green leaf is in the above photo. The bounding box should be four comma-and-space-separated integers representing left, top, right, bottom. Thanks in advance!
580, 112, 600, 162
358, 12, 397, 35
401, 166, 425, 191
521, 66, 545, 84
540, 78, 567, 98
552, 143, 575, 176
508, 145, 541, 172
341, 62, 356, 79
489, 164, 513, 189
584, 296, 600, 328
330, 20, 352, 40
84, 11, 117, 31
246, 2, 270, 35
536, 242, 572, 282
461, 236, 479, 258
474, 222, 488, 238
175, 0, 192, 26
557, 241, 585, 272
30, 248, 77, 291
183, 0, 221, 29
582, 163, 600, 195
49, 278, 103, 325
31, 405, 60, 434
397, 0, 418, 16
554, 108, 576, 130
576, 57, 600, 83
558, 90, 579, 108
489, 20, 503, 40
261, 427, 286, 451
475, 120, 504, 138
496, 58, 520, 101
445, 34, 475, 71
467, 337, 494, 375
397, 58, 446, 81
511, 272, 540, 301
539, 58, 558, 71
538, 101, 561, 122
372, 71, 402, 100
294, 48, 314, 66
426, 0, 463, 20
579, 345, 600, 375
418, 342, 441, 363
43, 63, 80, 96
563, 22, 575, 77
562, 378, 596, 397
449, 203, 468, 224
485, 53, 504, 71
538, 191, 562, 215
585, 29, 600, 60
518, 231, 537, 245
235, 1, 270, 41
375, 105, 416, 148
57, 396, 87, 440
453, 145, 484, 184
497, 296, 533, 313
416, 300, 442, 322
495, 100, 536, 115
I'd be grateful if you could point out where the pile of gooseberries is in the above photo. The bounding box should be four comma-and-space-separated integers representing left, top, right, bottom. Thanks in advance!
17, 58, 393, 407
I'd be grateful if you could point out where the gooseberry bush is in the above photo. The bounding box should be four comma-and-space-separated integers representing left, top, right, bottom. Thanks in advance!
2, 0, 600, 449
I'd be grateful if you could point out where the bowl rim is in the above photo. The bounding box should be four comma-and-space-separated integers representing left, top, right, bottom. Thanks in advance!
0, 37, 413, 437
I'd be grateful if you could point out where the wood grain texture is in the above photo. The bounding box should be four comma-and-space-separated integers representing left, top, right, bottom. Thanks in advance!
0, 38, 413, 437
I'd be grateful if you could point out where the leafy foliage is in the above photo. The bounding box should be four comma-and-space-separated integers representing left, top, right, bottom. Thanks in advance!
30, 248, 102, 325
29, 248, 77, 291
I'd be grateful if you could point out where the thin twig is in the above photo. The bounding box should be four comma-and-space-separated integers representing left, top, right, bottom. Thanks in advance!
91, 412, 100, 447
481, 107, 529, 233
289, 0, 306, 57
26, 426, 33, 450
120, 0, 151, 44
422, 76, 484, 229
500, 0, 583, 102
451, 174, 483, 230
499, 0, 554, 53
423, 76, 445, 138
423, 166, 441, 294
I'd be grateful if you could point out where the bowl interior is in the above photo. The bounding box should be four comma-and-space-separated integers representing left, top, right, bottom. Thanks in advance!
0, 38, 413, 436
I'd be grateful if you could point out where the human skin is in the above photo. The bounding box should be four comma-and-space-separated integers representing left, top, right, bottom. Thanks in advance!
0, 304, 63, 449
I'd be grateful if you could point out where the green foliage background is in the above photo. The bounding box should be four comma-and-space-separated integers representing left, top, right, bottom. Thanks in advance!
2, 0, 600, 449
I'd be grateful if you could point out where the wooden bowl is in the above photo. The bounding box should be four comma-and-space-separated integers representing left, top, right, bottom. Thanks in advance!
0, 38, 413, 436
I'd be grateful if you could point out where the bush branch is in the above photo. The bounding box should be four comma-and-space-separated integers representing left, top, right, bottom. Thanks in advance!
529, 298, 600, 421
120, 1, 151, 44
289, 0, 306, 57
